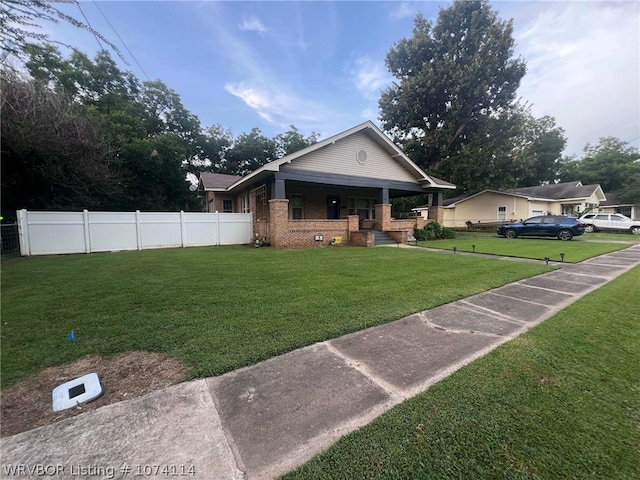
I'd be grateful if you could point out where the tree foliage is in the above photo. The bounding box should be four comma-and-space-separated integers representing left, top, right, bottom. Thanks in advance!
557, 137, 640, 203
380, 0, 526, 176
1, 44, 319, 218
1, 69, 120, 212
0, 0, 121, 65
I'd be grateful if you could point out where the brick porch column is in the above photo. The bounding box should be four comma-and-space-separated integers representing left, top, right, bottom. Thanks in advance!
428, 206, 444, 223
269, 199, 289, 249
374, 204, 392, 232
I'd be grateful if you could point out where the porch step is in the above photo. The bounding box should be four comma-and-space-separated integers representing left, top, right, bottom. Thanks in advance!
371, 229, 397, 246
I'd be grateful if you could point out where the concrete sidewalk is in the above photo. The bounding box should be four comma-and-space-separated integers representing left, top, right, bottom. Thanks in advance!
2, 245, 639, 480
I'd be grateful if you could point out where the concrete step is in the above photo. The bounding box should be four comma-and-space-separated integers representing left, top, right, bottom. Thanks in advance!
371, 229, 397, 246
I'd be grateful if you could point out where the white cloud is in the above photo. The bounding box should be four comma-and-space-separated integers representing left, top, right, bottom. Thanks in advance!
352, 56, 393, 100
389, 1, 417, 20
224, 81, 323, 128
512, 2, 640, 155
239, 15, 267, 33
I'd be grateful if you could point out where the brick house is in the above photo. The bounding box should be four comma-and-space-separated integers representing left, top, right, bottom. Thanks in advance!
198, 121, 455, 248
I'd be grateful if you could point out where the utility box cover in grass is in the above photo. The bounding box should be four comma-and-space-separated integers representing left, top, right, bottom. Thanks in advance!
52, 373, 103, 412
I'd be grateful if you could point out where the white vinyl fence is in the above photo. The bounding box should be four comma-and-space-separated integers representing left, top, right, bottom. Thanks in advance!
17, 209, 253, 256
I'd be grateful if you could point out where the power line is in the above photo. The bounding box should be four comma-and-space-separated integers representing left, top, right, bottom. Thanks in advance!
92, 1, 151, 82
76, 2, 104, 51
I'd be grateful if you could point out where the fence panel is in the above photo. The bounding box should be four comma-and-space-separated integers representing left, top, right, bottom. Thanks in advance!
183, 212, 219, 247
219, 213, 254, 245
88, 212, 138, 252
16, 210, 252, 256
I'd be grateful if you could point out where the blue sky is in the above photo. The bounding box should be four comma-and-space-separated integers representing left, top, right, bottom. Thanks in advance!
44, 1, 639, 157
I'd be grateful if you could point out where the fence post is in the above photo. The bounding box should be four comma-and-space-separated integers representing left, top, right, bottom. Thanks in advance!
216, 211, 221, 246
135, 210, 142, 250
17, 209, 30, 256
83, 209, 91, 253
180, 210, 186, 248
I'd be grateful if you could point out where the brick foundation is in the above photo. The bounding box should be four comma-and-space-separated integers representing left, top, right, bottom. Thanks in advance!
350, 231, 374, 247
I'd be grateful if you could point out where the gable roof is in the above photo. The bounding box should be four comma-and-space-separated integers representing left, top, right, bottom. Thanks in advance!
600, 192, 633, 207
506, 181, 605, 201
442, 189, 531, 208
227, 121, 456, 192
199, 172, 242, 191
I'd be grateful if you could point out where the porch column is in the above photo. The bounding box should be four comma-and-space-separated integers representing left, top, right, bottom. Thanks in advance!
428, 192, 444, 223
377, 188, 389, 204
374, 204, 392, 231
272, 174, 286, 199
269, 198, 289, 248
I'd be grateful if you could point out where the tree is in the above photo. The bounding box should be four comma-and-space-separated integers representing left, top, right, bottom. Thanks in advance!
222, 128, 277, 176
1, 69, 120, 216
557, 137, 640, 193
5, 45, 203, 213
275, 125, 318, 158
379, 0, 526, 175
0, 0, 121, 65
511, 113, 566, 187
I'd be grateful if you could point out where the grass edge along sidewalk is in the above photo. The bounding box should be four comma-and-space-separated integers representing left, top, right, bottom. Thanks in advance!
417, 236, 628, 263
284, 265, 640, 480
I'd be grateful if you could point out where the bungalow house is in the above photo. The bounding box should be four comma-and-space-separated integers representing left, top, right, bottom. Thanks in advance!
440, 181, 606, 228
198, 121, 455, 248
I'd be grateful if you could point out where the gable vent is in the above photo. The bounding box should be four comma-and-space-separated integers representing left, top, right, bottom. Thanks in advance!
356, 149, 368, 165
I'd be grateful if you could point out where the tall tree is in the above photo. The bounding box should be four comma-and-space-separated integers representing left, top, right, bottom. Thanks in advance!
557, 137, 640, 195
379, 0, 526, 178
511, 113, 567, 187
1, 69, 119, 217
222, 128, 277, 176
275, 125, 319, 158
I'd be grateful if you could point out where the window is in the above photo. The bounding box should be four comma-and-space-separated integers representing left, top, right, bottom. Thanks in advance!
241, 195, 249, 213
595, 214, 609, 220
497, 206, 507, 221
532, 210, 544, 216
348, 198, 375, 219
289, 194, 303, 219
222, 199, 233, 213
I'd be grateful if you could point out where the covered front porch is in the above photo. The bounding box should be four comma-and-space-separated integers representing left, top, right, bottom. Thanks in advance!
259, 173, 446, 248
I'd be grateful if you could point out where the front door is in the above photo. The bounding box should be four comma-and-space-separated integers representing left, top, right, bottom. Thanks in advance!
327, 195, 340, 219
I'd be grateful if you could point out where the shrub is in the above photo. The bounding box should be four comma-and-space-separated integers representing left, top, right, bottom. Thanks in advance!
415, 221, 456, 241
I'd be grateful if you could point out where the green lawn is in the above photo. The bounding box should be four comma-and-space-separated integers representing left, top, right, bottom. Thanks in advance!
284, 265, 640, 480
419, 233, 629, 262
0, 246, 551, 387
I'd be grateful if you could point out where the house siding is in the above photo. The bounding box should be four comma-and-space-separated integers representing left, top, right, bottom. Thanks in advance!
444, 192, 532, 228
282, 131, 418, 183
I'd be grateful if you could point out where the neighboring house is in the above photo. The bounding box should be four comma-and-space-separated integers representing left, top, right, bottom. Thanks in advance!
440, 181, 606, 228
197, 121, 456, 248
598, 193, 638, 219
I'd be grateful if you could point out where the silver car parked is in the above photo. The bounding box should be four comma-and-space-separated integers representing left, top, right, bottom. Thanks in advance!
578, 213, 640, 235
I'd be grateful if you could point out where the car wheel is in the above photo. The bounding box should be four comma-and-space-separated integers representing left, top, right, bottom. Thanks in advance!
631, 226, 640, 235
557, 229, 573, 241
504, 229, 517, 239
584, 224, 595, 233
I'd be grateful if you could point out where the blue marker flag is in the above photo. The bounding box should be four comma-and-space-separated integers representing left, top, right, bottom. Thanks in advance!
69, 330, 75, 340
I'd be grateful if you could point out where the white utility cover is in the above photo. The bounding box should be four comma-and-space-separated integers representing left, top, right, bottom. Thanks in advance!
52, 373, 103, 412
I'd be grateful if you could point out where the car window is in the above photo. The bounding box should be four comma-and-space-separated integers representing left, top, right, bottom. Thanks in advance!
595, 214, 609, 220
611, 215, 625, 221
543, 217, 557, 224
582, 214, 595, 219
525, 217, 543, 224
